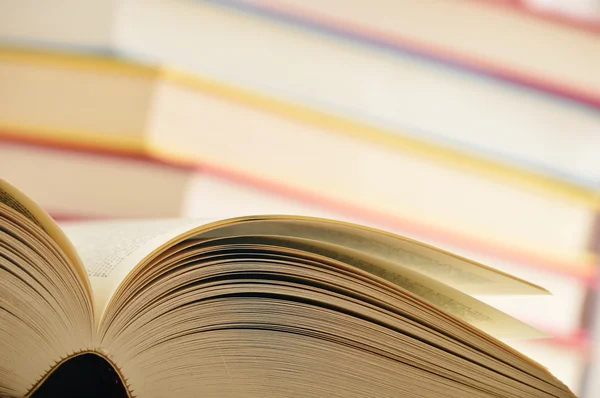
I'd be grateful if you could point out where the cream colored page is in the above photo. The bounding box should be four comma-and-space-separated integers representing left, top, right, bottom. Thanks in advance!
317, 240, 547, 340
195, 218, 547, 295
0, 178, 92, 295
198, 233, 545, 340
60, 218, 220, 321
56, 214, 544, 340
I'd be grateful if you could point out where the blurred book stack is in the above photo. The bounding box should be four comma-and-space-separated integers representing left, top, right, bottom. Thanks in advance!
0, 0, 598, 395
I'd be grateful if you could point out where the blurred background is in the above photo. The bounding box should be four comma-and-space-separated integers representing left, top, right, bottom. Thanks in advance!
0, 0, 599, 395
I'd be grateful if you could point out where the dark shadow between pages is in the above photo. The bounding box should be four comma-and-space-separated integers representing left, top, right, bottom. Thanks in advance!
28, 352, 130, 398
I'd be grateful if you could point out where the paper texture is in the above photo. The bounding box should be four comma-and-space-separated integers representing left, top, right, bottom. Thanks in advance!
0, 178, 92, 296
210, 234, 546, 340
60, 218, 220, 320
195, 217, 548, 295
60, 215, 547, 338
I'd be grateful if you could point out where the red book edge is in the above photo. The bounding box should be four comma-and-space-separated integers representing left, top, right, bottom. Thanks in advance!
244, 0, 600, 110
2, 133, 594, 286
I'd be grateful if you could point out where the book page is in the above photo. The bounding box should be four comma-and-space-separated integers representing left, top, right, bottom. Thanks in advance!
282, 236, 547, 340
194, 217, 548, 295
0, 178, 92, 296
60, 218, 222, 323
192, 233, 545, 340
60, 214, 548, 332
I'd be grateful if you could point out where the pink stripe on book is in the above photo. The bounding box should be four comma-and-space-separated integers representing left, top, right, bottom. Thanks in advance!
243, 0, 600, 109
2, 132, 596, 284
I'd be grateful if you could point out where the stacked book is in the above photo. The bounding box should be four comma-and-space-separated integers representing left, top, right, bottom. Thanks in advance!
1, 0, 598, 394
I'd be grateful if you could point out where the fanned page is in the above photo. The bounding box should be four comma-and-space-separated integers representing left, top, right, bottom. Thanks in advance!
60, 216, 545, 339
197, 218, 549, 295
0, 179, 92, 296
60, 218, 222, 323
0, 179, 96, 397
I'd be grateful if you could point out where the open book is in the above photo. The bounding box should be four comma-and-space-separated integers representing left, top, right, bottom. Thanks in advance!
0, 178, 576, 398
